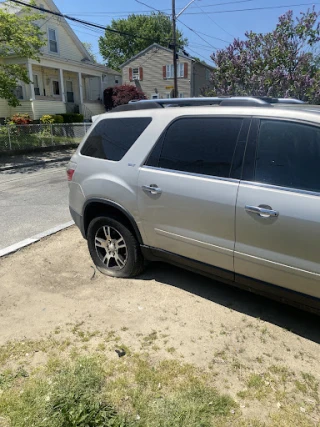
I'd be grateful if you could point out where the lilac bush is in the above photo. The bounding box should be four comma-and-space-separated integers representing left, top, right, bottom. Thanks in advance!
205, 9, 320, 103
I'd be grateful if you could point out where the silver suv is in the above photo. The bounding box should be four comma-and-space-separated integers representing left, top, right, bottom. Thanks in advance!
68, 97, 320, 314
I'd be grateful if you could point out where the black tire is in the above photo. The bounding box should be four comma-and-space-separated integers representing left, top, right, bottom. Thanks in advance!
87, 216, 144, 278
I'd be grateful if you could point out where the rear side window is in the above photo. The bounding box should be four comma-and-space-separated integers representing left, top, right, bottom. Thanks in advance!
81, 117, 152, 161
255, 120, 320, 192
146, 117, 243, 178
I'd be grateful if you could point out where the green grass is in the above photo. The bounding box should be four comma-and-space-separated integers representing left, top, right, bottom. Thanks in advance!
0, 354, 237, 427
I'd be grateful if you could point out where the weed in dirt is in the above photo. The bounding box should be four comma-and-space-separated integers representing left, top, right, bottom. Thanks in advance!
166, 347, 176, 354
121, 327, 129, 332
141, 331, 158, 348
96, 343, 106, 352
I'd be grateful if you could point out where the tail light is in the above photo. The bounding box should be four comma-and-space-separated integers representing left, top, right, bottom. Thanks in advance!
67, 168, 75, 181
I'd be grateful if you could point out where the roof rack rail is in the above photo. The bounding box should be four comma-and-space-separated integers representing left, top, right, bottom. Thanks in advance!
127, 97, 272, 109
109, 96, 305, 112
258, 97, 305, 104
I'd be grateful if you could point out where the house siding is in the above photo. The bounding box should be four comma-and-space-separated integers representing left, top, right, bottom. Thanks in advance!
33, 101, 66, 119
83, 102, 105, 117
193, 62, 213, 96
122, 47, 192, 99
0, 101, 34, 120
38, 1, 87, 63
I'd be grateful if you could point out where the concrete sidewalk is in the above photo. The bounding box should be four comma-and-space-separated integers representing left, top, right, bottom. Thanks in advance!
0, 148, 75, 171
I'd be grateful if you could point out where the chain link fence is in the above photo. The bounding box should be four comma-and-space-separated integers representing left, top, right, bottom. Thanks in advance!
0, 123, 92, 152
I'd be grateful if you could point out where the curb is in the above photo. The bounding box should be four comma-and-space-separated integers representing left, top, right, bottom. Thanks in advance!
0, 156, 71, 172
0, 220, 74, 258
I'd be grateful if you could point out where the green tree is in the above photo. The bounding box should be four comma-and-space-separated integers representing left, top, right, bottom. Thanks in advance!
82, 41, 97, 63
205, 8, 320, 103
99, 12, 187, 70
0, 2, 45, 107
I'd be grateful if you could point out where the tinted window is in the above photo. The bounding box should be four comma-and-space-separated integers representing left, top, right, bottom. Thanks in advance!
255, 120, 320, 192
81, 117, 152, 161
147, 117, 242, 178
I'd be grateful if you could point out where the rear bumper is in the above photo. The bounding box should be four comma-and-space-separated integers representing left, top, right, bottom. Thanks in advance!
69, 207, 86, 238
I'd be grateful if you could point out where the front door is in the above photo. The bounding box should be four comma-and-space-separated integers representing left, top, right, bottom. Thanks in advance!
138, 116, 250, 277
235, 118, 320, 299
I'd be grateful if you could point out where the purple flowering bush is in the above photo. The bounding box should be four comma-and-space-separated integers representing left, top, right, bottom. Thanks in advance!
205, 8, 320, 103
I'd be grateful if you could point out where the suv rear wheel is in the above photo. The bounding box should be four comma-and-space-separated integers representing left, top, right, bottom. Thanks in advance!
87, 216, 144, 278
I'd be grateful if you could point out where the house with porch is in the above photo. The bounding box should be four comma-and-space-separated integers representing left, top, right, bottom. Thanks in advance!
0, 0, 121, 121
121, 43, 214, 99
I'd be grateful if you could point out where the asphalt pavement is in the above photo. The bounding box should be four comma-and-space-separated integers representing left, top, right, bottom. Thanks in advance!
0, 160, 71, 250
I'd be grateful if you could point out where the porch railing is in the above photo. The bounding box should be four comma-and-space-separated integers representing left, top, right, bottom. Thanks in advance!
0, 123, 91, 152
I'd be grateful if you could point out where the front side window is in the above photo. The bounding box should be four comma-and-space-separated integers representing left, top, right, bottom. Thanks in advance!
13, 85, 23, 100
48, 28, 58, 53
254, 120, 320, 193
146, 117, 243, 178
52, 80, 60, 95
165, 64, 185, 78
166, 64, 173, 79
33, 74, 40, 95
178, 63, 184, 77
81, 117, 152, 161
132, 68, 139, 80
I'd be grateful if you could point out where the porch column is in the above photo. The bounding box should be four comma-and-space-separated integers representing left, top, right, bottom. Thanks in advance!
27, 61, 35, 100
59, 68, 65, 103
78, 72, 83, 105
27, 61, 36, 120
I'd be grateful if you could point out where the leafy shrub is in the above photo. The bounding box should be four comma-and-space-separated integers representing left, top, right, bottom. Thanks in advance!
60, 113, 84, 123
104, 84, 146, 110
53, 115, 64, 123
10, 113, 32, 125
40, 114, 55, 124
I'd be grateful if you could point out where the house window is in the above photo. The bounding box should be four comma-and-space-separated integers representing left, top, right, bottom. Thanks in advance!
165, 64, 185, 78
206, 69, 211, 81
52, 80, 60, 95
132, 68, 140, 80
13, 85, 23, 100
179, 93, 184, 98
33, 74, 40, 96
66, 81, 74, 102
178, 63, 184, 78
166, 64, 174, 78
48, 28, 58, 53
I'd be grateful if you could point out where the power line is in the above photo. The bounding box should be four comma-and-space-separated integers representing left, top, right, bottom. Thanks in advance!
183, 2, 320, 14
9, 0, 162, 43
60, 0, 259, 16
186, 46, 214, 63
177, 19, 219, 50
195, 31, 231, 44
194, 2, 236, 39
135, 0, 169, 15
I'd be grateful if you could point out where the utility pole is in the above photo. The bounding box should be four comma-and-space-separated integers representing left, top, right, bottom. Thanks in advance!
171, 0, 197, 98
172, 0, 178, 98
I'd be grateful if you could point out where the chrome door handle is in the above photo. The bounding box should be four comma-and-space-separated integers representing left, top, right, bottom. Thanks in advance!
142, 185, 162, 195
245, 205, 279, 217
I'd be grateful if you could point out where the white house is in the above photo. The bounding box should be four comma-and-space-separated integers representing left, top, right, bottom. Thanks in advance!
0, 0, 122, 121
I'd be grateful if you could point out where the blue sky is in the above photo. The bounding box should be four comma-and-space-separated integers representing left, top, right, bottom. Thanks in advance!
14, 0, 320, 63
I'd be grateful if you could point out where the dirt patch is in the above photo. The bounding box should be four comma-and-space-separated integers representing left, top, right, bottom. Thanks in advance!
0, 226, 319, 425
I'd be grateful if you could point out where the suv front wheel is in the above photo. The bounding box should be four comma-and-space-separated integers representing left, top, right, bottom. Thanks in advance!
87, 216, 144, 278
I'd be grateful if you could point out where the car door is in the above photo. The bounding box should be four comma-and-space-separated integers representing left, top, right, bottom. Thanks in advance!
235, 117, 320, 299
137, 115, 250, 278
